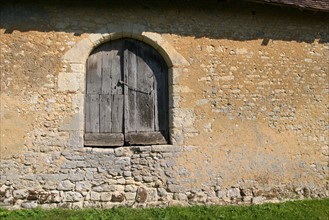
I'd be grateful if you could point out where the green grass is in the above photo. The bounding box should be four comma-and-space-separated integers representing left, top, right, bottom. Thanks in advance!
0, 199, 328, 220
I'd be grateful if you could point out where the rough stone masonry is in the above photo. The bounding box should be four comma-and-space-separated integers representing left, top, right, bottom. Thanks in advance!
0, 1, 328, 209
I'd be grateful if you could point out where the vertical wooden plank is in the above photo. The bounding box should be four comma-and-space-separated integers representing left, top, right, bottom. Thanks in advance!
111, 41, 124, 95
151, 49, 168, 132
111, 94, 124, 133
102, 41, 122, 95
85, 94, 100, 133
99, 94, 112, 132
125, 39, 138, 133
153, 58, 159, 132
96, 40, 125, 135
123, 41, 129, 135
86, 52, 102, 94
101, 44, 112, 95
100, 41, 123, 134
135, 41, 155, 132
110, 41, 124, 134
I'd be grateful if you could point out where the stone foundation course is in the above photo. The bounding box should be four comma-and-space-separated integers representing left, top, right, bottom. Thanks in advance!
0, 146, 327, 209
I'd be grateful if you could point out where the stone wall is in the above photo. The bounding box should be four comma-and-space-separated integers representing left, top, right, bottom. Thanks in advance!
0, 1, 328, 208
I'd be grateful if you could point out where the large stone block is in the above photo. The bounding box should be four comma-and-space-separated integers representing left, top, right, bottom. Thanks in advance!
21, 201, 38, 209
64, 192, 83, 202
90, 192, 101, 201
111, 192, 125, 202
100, 192, 112, 202
58, 180, 75, 191
135, 187, 147, 203
59, 114, 83, 131
57, 72, 81, 92
71, 94, 84, 113
227, 188, 241, 199
88, 33, 109, 45
62, 38, 93, 63
13, 189, 28, 199
76, 181, 91, 191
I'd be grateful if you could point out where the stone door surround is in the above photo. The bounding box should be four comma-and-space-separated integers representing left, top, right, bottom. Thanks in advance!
58, 26, 190, 147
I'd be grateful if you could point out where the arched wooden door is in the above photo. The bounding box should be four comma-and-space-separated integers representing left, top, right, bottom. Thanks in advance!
84, 39, 168, 146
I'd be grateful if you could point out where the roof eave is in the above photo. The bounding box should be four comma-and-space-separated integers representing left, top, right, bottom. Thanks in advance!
245, 0, 329, 12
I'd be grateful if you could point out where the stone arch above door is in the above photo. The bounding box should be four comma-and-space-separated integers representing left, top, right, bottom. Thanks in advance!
58, 29, 190, 147
62, 31, 189, 68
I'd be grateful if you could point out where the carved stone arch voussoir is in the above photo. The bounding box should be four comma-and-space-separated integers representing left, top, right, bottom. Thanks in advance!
62, 31, 189, 68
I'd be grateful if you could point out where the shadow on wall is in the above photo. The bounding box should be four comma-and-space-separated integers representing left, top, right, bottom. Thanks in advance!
1, 0, 329, 44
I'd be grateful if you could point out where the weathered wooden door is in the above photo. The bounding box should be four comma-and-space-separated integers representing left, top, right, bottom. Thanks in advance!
85, 39, 168, 146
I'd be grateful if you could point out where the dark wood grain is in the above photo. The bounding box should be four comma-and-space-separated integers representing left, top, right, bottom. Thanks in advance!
126, 40, 138, 132
125, 132, 167, 145
136, 42, 155, 132
99, 94, 112, 132
84, 133, 124, 146
86, 52, 102, 94
85, 94, 99, 133
111, 94, 123, 133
